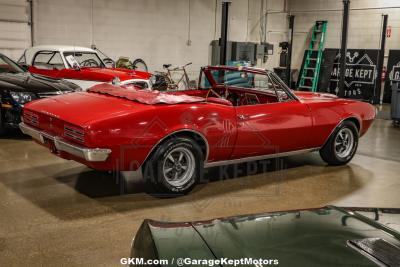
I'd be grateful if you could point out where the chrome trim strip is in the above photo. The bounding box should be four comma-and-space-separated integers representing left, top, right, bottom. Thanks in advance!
19, 122, 111, 162
139, 129, 210, 168
204, 147, 320, 168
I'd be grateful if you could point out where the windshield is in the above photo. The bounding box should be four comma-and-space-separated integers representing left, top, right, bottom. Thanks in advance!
0, 54, 26, 74
63, 52, 105, 68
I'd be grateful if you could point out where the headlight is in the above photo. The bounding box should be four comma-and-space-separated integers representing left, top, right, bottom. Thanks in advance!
9, 91, 37, 105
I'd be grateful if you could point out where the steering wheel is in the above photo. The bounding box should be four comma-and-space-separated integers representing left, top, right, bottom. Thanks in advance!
103, 58, 115, 68
80, 59, 99, 67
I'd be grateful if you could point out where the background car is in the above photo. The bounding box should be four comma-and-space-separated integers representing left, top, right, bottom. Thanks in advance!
19, 66, 376, 194
0, 53, 81, 134
18, 45, 152, 90
131, 206, 400, 267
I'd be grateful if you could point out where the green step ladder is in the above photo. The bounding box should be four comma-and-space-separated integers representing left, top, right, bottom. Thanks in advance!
298, 21, 328, 92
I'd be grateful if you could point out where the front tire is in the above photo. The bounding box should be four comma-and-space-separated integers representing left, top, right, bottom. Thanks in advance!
143, 137, 203, 195
319, 121, 359, 165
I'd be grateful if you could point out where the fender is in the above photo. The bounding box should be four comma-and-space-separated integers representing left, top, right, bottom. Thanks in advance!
321, 116, 361, 148
139, 128, 210, 168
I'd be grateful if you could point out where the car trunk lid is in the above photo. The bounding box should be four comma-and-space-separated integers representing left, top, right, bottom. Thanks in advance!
23, 90, 154, 129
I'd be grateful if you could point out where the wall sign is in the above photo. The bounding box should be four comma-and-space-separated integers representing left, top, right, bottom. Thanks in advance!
322, 48, 379, 103
383, 50, 400, 103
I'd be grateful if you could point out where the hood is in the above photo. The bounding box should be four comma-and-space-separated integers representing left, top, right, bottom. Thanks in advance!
144, 206, 400, 267
77, 67, 151, 82
0, 72, 81, 94
87, 83, 205, 105
23, 90, 154, 126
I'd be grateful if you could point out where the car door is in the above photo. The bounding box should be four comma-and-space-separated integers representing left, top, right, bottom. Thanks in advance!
231, 74, 313, 159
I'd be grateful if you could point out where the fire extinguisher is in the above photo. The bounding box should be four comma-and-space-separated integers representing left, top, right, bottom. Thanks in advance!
382, 66, 387, 81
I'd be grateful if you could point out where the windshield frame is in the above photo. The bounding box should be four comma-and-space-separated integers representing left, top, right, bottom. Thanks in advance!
63, 51, 106, 68
200, 66, 299, 102
0, 54, 26, 74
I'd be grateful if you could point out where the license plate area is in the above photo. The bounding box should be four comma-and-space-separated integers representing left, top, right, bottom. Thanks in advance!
43, 136, 57, 153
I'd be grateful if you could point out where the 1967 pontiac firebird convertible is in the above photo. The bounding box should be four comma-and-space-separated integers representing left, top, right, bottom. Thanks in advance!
19, 66, 376, 194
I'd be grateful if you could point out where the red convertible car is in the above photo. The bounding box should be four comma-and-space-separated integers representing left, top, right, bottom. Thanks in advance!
19, 66, 376, 194
18, 45, 151, 90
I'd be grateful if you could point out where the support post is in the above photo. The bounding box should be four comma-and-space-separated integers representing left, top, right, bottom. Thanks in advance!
375, 14, 388, 104
338, 0, 350, 98
286, 15, 295, 87
28, 0, 34, 46
219, 1, 230, 65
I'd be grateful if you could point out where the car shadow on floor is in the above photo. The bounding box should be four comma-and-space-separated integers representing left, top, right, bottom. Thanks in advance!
0, 153, 371, 221
58, 153, 324, 198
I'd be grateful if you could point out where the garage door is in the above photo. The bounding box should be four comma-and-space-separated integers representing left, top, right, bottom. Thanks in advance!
0, 0, 31, 60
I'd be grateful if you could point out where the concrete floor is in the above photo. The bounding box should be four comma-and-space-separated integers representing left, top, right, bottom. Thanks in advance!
0, 118, 400, 266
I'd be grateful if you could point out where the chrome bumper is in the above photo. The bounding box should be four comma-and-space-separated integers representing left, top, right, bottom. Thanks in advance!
19, 122, 111, 162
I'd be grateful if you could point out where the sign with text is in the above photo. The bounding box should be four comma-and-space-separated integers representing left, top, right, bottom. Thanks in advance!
383, 50, 400, 103
323, 48, 379, 103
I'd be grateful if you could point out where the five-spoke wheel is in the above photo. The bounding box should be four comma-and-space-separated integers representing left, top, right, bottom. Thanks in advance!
143, 137, 203, 195
320, 120, 359, 165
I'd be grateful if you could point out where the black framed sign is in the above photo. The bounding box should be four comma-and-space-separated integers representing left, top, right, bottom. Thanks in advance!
319, 49, 379, 103
383, 50, 400, 103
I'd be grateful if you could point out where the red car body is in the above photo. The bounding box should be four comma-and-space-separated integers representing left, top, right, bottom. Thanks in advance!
20, 66, 376, 188
19, 46, 151, 90
28, 65, 150, 83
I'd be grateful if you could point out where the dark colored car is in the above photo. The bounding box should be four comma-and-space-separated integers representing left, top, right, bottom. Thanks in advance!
131, 206, 400, 266
0, 53, 81, 134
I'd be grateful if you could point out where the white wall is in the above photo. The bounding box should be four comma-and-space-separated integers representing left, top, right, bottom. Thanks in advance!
32, 0, 288, 78
289, 0, 400, 70
0, 0, 31, 59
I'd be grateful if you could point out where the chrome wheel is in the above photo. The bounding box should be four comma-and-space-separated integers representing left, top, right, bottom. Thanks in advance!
334, 128, 354, 158
162, 147, 195, 188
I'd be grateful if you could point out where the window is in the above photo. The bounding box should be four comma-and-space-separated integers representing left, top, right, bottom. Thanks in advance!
199, 71, 212, 89
0, 55, 25, 74
63, 52, 104, 68
33, 51, 65, 70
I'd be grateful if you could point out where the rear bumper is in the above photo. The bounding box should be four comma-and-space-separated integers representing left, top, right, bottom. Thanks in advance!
19, 122, 111, 162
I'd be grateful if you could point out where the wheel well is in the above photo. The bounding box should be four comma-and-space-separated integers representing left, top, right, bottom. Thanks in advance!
344, 117, 361, 133
146, 130, 209, 163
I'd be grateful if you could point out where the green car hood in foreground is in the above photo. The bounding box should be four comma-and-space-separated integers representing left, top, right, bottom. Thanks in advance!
131, 206, 400, 267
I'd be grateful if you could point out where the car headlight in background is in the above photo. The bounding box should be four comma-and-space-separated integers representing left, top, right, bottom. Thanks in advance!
9, 91, 37, 105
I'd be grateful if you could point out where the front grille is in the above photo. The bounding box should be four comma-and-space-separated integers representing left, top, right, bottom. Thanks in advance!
37, 91, 71, 98
64, 125, 84, 143
23, 111, 39, 126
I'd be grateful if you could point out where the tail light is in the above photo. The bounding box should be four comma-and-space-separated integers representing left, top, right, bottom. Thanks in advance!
63, 125, 85, 143
23, 111, 39, 126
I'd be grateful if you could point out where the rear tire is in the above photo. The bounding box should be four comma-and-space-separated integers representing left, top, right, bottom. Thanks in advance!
143, 137, 203, 195
319, 120, 359, 165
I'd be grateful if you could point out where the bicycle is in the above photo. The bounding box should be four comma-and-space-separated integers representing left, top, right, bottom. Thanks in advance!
153, 62, 194, 91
